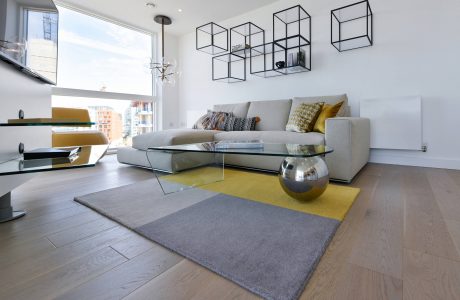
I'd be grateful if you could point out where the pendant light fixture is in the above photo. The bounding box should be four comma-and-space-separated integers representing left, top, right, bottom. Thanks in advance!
150, 15, 180, 86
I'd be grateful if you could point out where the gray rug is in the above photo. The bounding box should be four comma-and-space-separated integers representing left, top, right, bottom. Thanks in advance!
75, 180, 340, 300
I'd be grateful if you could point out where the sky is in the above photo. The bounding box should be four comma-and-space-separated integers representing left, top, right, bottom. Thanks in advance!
56, 6, 153, 96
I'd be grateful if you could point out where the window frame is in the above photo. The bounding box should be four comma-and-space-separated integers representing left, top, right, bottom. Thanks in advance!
52, 3, 158, 140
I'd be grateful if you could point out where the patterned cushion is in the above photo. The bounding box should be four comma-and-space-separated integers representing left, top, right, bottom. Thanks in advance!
192, 112, 211, 130
285, 102, 324, 133
193, 111, 232, 130
224, 116, 258, 131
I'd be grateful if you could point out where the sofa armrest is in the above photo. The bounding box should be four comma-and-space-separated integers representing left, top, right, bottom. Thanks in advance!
325, 117, 370, 182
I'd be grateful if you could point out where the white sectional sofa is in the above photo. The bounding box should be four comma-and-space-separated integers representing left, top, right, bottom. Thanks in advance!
117, 94, 370, 182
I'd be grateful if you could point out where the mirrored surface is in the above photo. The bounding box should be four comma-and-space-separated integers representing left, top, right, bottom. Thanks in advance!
0, 0, 58, 84
0, 145, 107, 176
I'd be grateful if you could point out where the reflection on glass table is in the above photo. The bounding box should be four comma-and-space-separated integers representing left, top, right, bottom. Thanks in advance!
146, 149, 224, 195
146, 142, 333, 200
0, 145, 108, 176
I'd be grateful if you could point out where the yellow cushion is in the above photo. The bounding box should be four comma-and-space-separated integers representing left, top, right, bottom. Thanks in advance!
52, 107, 91, 124
52, 131, 109, 147
313, 101, 344, 133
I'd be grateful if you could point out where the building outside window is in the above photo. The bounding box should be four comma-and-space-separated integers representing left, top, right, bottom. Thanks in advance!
52, 5, 155, 148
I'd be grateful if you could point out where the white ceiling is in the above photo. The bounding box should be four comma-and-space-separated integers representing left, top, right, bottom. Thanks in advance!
56, 0, 279, 36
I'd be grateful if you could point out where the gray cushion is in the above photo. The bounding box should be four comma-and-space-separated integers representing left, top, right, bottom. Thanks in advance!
213, 102, 250, 118
132, 129, 216, 150
247, 99, 292, 131
292, 94, 349, 117
214, 130, 324, 145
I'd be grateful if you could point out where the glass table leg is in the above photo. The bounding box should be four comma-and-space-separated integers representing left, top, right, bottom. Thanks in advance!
146, 150, 224, 195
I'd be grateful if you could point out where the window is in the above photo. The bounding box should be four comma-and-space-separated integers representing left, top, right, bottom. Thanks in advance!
52, 96, 154, 148
52, 5, 155, 149
57, 6, 153, 95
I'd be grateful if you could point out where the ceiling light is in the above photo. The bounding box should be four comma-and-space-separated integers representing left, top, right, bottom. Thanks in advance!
178, 8, 183, 12
149, 15, 181, 86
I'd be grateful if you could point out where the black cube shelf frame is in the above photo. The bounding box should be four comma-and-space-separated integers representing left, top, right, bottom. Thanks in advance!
196, 22, 228, 55
331, 0, 373, 52
230, 22, 265, 58
250, 5, 311, 77
197, 4, 313, 83
212, 52, 246, 83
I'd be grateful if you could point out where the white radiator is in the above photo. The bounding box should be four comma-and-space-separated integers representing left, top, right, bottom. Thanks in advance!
360, 96, 423, 151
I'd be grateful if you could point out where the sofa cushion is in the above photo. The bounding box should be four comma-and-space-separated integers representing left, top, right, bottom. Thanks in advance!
286, 102, 324, 133
213, 102, 250, 118
291, 94, 349, 117
214, 130, 324, 145
247, 99, 292, 131
224, 116, 258, 131
132, 129, 216, 151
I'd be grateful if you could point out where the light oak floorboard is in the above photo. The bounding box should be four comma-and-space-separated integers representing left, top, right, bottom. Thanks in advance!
1, 157, 460, 299
402, 167, 460, 261
57, 246, 183, 300
47, 216, 119, 247
348, 168, 404, 279
403, 249, 460, 300
426, 168, 460, 222
0, 246, 127, 300
110, 233, 156, 259
0, 226, 133, 291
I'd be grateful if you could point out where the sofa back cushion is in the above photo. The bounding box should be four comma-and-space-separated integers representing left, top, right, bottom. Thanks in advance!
291, 94, 350, 118
213, 102, 250, 118
247, 99, 292, 131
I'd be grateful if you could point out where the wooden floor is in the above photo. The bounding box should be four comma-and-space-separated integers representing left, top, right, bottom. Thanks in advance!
1, 155, 460, 300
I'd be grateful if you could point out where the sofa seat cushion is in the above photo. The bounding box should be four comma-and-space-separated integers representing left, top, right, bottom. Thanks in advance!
214, 131, 325, 145
247, 99, 292, 131
132, 129, 217, 151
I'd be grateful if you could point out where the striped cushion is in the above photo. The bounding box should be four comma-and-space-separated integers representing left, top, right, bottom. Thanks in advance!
224, 116, 257, 131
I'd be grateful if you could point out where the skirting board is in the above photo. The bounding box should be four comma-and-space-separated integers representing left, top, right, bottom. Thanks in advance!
369, 151, 460, 170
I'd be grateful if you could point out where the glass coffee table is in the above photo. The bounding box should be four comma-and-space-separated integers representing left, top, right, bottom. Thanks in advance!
147, 142, 333, 201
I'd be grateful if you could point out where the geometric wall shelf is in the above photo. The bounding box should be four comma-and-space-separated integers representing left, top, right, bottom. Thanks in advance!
212, 53, 246, 83
250, 42, 286, 78
196, 22, 228, 55
197, 4, 312, 83
331, 0, 373, 52
230, 22, 265, 57
272, 5, 312, 74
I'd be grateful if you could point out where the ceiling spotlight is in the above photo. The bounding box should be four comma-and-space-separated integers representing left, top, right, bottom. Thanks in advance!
146, 2, 156, 8
178, 8, 183, 12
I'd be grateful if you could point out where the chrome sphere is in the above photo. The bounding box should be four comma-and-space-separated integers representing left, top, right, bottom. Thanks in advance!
278, 156, 329, 201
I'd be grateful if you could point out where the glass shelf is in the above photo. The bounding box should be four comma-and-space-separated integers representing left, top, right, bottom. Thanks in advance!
0, 145, 108, 176
0, 122, 95, 127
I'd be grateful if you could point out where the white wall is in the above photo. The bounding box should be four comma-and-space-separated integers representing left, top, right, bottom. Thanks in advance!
177, 0, 460, 170
0, 62, 52, 196
159, 33, 180, 130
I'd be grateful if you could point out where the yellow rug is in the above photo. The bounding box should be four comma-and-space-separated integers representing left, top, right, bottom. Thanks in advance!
164, 168, 359, 221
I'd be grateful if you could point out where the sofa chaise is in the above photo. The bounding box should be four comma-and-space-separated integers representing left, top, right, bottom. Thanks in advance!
117, 94, 370, 182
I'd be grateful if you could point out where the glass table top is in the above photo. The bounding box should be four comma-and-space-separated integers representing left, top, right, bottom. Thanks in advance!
149, 142, 333, 158
0, 145, 108, 176
0, 122, 95, 127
